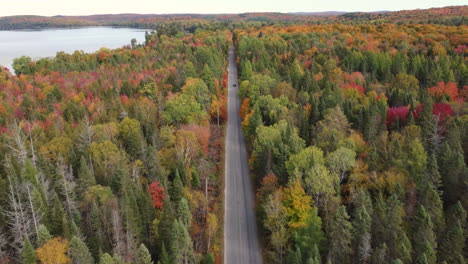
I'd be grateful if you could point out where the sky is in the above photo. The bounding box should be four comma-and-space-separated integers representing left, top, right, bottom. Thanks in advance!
0, 0, 466, 16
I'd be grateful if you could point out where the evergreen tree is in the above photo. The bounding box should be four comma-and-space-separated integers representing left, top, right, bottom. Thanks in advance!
136, 243, 153, 264
439, 202, 466, 264
159, 198, 174, 257
352, 190, 373, 263
438, 221, 465, 264
169, 170, 184, 203
414, 206, 437, 264
78, 156, 96, 194
88, 202, 102, 260
158, 243, 170, 264
37, 224, 52, 247
50, 192, 65, 236
176, 198, 191, 227
170, 219, 193, 264
293, 207, 323, 262
287, 247, 302, 264
69, 236, 93, 264
99, 253, 115, 264
328, 206, 353, 264
371, 243, 388, 264
22, 236, 37, 264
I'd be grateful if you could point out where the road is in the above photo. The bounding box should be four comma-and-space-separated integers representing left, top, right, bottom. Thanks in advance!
224, 44, 262, 264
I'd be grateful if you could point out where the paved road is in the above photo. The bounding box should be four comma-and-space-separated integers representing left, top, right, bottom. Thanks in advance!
224, 44, 262, 264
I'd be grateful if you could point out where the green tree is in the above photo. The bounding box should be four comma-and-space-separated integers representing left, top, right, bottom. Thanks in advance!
118, 117, 144, 159
170, 170, 184, 203
50, 192, 65, 236
328, 206, 353, 264
314, 106, 350, 152
439, 201, 466, 264
77, 156, 96, 194
351, 190, 373, 263
22, 236, 38, 264
325, 147, 356, 183
99, 253, 115, 264
414, 206, 437, 264
205, 252, 215, 264
176, 198, 191, 227
286, 146, 337, 205
388, 73, 419, 106
89, 141, 124, 185
37, 224, 52, 247
68, 236, 93, 264
13, 56, 34, 75
293, 207, 324, 262
136, 243, 153, 264
159, 243, 170, 264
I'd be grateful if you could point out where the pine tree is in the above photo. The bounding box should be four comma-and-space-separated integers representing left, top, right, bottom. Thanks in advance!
176, 198, 191, 227
439, 221, 465, 264
328, 206, 353, 264
22, 236, 37, 264
159, 197, 174, 256
439, 202, 466, 264
386, 194, 412, 263
426, 153, 442, 189
352, 190, 372, 263
415, 253, 429, 264
170, 219, 193, 264
414, 206, 437, 264
68, 236, 93, 264
419, 182, 445, 237
309, 244, 321, 264
50, 192, 65, 236
287, 247, 302, 264
158, 242, 170, 264
99, 253, 115, 264
62, 214, 71, 239
136, 243, 153, 264
170, 169, 184, 203
88, 202, 101, 260
69, 219, 82, 239
293, 207, 323, 262
372, 243, 388, 264
37, 224, 52, 247
78, 156, 96, 194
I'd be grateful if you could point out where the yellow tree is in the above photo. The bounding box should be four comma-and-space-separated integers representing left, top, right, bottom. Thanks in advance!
36, 238, 70, 264
282, 180, 312, 229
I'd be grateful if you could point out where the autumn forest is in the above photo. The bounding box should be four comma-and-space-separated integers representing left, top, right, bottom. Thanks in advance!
0, 5, 467, 264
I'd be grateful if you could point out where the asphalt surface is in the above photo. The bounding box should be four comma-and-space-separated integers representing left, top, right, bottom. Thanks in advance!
224, 44, 262, 264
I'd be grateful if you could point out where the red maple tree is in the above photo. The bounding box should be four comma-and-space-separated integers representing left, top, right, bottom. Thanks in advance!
149, 182, 164, 209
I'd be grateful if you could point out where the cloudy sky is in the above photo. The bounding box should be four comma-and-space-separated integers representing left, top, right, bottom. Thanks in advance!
0, 0, 465, 16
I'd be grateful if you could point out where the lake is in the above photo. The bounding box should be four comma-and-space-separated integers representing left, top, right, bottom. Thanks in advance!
0, 27, 149, 72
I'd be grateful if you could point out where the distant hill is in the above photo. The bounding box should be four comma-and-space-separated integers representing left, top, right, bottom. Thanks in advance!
0, 5, 466, 30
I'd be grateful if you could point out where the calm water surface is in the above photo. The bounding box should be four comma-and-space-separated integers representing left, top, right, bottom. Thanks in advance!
0, 27, 148, 72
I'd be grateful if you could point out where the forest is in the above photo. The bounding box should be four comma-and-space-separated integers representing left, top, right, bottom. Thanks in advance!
235, 22, 467, 264
0, 5, 467, 264
0, 29, 230, 263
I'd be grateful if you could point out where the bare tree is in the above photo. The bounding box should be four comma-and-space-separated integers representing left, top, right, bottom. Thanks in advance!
5, 123, 29, 166
4, 177, 33, 257
57, 156, 76, 217
111, 207, 126, 259
0, 231, 8, 259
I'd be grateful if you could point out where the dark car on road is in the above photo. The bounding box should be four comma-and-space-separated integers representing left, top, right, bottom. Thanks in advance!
233, 83, 237, 87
